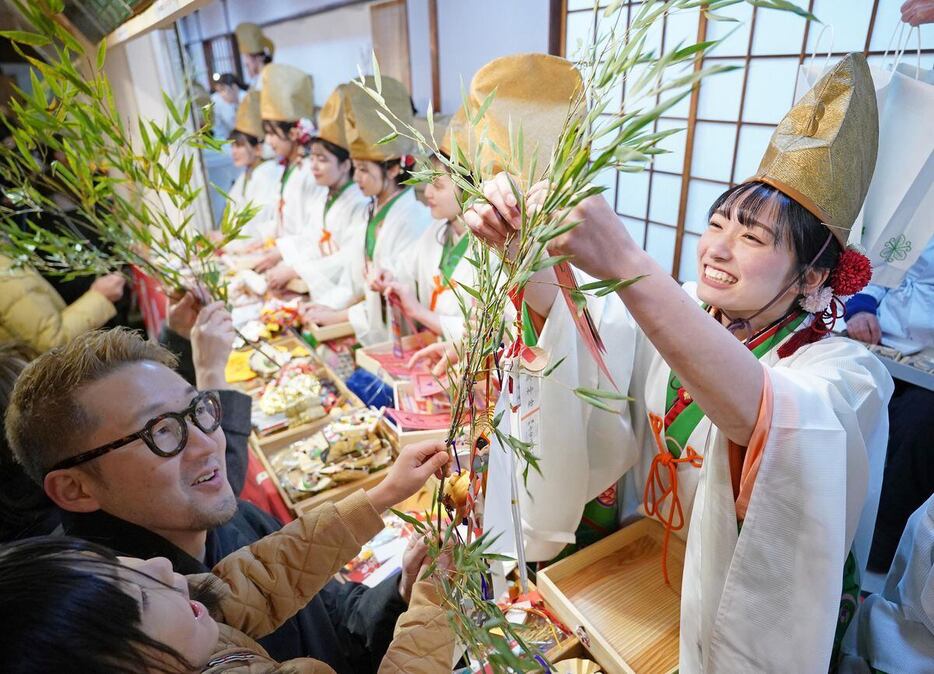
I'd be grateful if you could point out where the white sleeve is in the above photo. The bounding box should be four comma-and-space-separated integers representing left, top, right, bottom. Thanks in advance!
688, 338, 894, 672
518, 272, 640, 561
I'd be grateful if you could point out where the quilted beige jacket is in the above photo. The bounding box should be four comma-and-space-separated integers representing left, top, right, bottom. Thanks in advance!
196, 489, 454, 673
0, 254, 115, 352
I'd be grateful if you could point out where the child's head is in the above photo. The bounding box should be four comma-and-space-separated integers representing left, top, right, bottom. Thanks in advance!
0, 537, 220, 673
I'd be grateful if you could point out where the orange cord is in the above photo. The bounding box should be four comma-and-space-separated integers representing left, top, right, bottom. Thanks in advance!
643, 414, 703, 585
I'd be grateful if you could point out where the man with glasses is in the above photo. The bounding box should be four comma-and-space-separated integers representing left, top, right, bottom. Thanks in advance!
5, 328, 423, 673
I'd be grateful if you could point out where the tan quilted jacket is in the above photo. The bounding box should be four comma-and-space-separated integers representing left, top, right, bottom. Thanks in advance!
0, 254, 116, 353
195, 489, 454, 673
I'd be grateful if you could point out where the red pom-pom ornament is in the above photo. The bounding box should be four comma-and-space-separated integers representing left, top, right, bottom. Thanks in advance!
830, 247, 872, 297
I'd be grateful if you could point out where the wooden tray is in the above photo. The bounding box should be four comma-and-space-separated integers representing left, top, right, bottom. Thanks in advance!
245, 337, 364, 442
355, 331, 438, 384
374, 380, 448, 447
537, 518, 684, 674
303, 320, 355, 345
250, 412, 398, 517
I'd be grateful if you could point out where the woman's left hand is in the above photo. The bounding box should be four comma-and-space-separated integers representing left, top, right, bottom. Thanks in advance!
385, 281, 422, 319
464, 173, 635, 282
265, 262, 298, 289
301, 303, 345, 327
368, 267, 394, 293
545, 192, 634, 283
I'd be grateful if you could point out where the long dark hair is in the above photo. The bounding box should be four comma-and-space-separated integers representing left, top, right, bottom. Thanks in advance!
311, 138, 353, 178
0, 537, 198, 673
228, 129, 260, 147
213, 72, 247, 91
378, 157, 412, 188
708, 181, 842, 283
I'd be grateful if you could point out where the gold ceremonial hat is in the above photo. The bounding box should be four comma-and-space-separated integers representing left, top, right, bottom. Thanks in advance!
316, 84, 352, 150
343, 76, 414, 162
746, 52, 878, 244
260, 64, 314, 123
235, 23, 274, 56
233, 90, 264, 139
441, 53, 583, 184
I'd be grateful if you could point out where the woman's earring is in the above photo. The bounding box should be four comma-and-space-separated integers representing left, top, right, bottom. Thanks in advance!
799, 285, 833, 314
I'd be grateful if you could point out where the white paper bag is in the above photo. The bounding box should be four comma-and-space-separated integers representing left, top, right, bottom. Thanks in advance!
858, 61, 934, 287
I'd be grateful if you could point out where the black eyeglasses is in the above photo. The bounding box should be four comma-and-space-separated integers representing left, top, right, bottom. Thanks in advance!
48, 391, 223, 473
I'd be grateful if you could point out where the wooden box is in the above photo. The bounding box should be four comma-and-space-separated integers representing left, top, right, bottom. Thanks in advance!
378, 379, 449, 447
355, 332, 438, 384
537, 518, 684, 674
303, 320, 355, 345
237, 335, 364, 442
250, 412, 398, 516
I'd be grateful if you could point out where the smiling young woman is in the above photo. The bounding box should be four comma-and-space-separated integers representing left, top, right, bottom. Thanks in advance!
465, 53, 893, 672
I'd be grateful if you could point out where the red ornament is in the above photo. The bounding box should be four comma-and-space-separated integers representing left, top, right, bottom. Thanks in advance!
830, 248, 872, 297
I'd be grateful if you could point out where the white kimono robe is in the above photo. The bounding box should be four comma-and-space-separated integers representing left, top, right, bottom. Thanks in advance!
839, 493, 934, 674
405, 220, 477, 343
517, 278, 640, 561
280, 181, 369, 309
347, 189, 431, 346
226, 159, 283, 248
535, 279, 893, 673
272, 158, 325, 250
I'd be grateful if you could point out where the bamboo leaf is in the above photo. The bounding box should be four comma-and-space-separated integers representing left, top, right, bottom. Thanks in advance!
531, 254, 573, 272
0, 30, 50, 46
471, 86, 497, 126
162, 91, 183, 126
537, 218, 579, 243
96, 39, 107, 71
573, 390, 621, 414
541, 355, 567, 378
574, 386, 632, 401
371, 51, 382, 93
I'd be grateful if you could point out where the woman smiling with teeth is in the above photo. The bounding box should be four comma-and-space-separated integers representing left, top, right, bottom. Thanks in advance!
465, 54, 893, 672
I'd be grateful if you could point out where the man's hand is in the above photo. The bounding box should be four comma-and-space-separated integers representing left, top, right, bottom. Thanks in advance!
398, 536, 429, 604
847, 312, 882, 345
165, 291, 200, 339
398, 534, 455, 604
191, 301, 236, 390
367, 440, 450, 513
90, 273, 126, 303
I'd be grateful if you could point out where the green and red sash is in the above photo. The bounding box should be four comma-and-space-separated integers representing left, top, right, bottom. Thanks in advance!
364, 188, 409, 261
662, 311, 807, 457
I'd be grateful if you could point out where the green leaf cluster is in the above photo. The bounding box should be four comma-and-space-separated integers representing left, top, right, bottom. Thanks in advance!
0, 1, 258, 303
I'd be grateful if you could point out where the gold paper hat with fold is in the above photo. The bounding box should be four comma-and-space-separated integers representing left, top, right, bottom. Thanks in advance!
233, 90, 264, 140
745, 52, 878, 245
440, 53, 583, 185
342, 76, 414, 161
235, 23, 274, 56
316, 84, 353, 150
260, 64, 315, 123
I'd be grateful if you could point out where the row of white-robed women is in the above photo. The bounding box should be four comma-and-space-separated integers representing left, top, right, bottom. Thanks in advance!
447, 52, 931, 673
218, 45, 930, 671
221, 62, 474, 347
